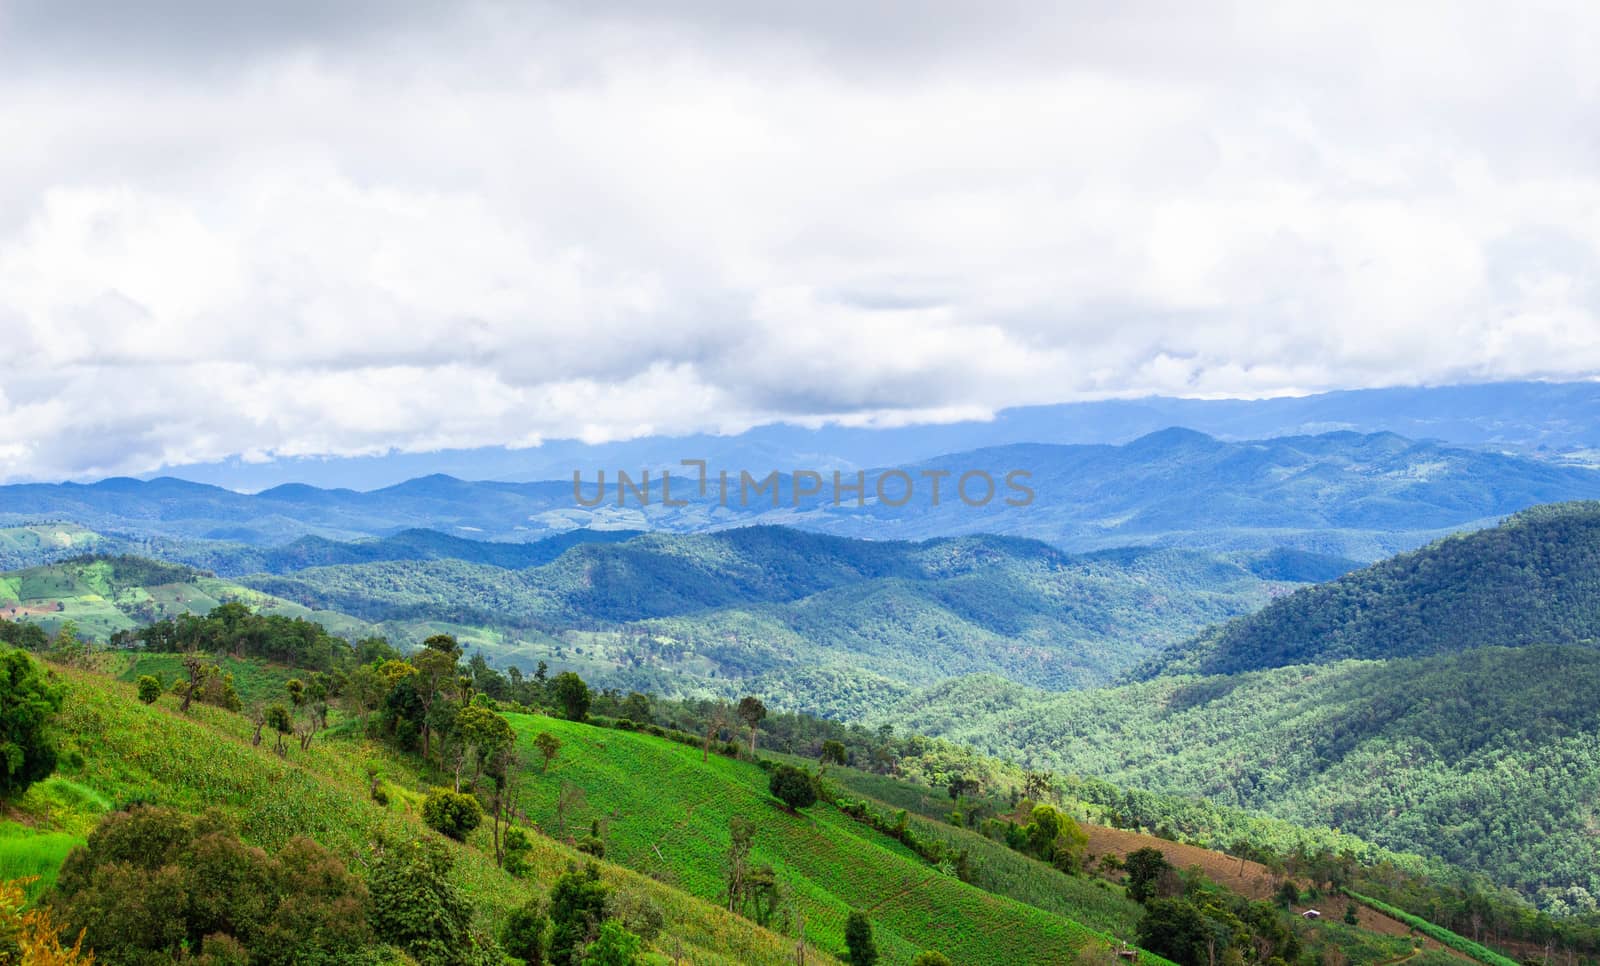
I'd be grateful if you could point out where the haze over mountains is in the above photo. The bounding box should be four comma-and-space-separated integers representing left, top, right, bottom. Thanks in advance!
127, 381, 1600, 492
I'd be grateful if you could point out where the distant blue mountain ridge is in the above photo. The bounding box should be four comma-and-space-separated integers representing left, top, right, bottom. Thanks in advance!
139, 380, 1600, 492
4, 424, 1599, 561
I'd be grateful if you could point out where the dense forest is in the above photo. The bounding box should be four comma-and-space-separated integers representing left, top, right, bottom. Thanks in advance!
1145, 502, 1600, 677
241, 529, 1286, 709
888, 643, 1600, 899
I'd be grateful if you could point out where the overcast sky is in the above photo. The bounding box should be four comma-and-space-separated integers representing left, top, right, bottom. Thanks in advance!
1, 1, 1597, 481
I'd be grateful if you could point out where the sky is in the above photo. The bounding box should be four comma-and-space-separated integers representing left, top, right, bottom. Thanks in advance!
1, 0, 1597, 482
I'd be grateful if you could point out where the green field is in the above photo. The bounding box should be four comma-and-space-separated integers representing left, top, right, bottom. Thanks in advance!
505, 715, 1165, 965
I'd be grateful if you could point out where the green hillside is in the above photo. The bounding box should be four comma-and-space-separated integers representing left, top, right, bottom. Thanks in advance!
0, 656, 1186, 965
503, 714, 1157, 965
11, 662, 839, 964
884, 643, 1600, 896
0, 555, 371, 642
1145, 502, 1600, 677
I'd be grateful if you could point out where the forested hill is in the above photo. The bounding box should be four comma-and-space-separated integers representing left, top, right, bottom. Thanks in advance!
883, 643, 1600, 896
242, 527, 1293, 710
1142, 501, 1600, 678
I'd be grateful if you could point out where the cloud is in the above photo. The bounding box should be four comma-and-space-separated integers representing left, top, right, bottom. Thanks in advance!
0, 0, 1598, 480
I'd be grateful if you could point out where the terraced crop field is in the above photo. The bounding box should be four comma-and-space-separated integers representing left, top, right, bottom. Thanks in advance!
507, 714, 1171, 965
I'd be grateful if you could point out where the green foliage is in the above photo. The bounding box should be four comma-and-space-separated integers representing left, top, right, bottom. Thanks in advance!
369, 836, 500, 966
243, 529, 1288, 712
768, 764, 817, 811
1135, 898, 1208, 965
48, 805, 372, 964
548, 863, 612, 966
422, 787, 484, 842
136, 674, 162, 704
1124, 848, 1171, 905
532, 731, 561, 773
911, 954, 952, 966
844, 910, 877, 966
0, 648, 64, 800
581, 920, 642, 966
553, 672, 592, 722
499, 896, 548, 965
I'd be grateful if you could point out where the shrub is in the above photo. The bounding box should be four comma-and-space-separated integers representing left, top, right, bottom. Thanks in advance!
912, 953, 952, 966
136, 674, 163, 704
768, 765, 817, 811
422, 787, 484, 842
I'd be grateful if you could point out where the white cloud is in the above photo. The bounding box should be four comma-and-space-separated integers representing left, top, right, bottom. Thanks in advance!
0, 0, 1598, 480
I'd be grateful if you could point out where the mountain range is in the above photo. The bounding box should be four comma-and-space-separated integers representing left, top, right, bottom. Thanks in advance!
7, 428, 1600, 560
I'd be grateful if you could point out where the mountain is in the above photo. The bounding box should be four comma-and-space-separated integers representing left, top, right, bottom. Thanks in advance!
137, 380, 1600, 492
241, 527, 1294, 715
882, 644, 1600, 897
1144, 501, 1600, 678
8, 429, 1600, 558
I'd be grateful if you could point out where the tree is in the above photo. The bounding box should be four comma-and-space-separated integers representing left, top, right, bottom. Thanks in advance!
737, 696, 767, 756
265, 704, 292, 755
548, 863, 611, 966
369, 836, 500, 965
422, 787, 484, 842
768, 765, 817, 811
453, 702, 514, 792
533, 731, 562, 773
1344, 902, 1360, 925
701, 701, 730, 763
1136, 898, 1209, 966
136, 674, 163, 704
726, 815, 756, 913
1124, 847, 1171, 904
0, 648, 64, 800
619, 691, 652, 725
911, 953, 952, 966
844, 910, 878, 966
412, 639, 463, 760
500, 896, 548, 965
820, 740, 847, 767
552, 672, 591, 721
1276, 879, 1301, 909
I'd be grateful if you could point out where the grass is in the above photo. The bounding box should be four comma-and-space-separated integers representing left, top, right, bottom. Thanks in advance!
506, 715, 1171, 965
